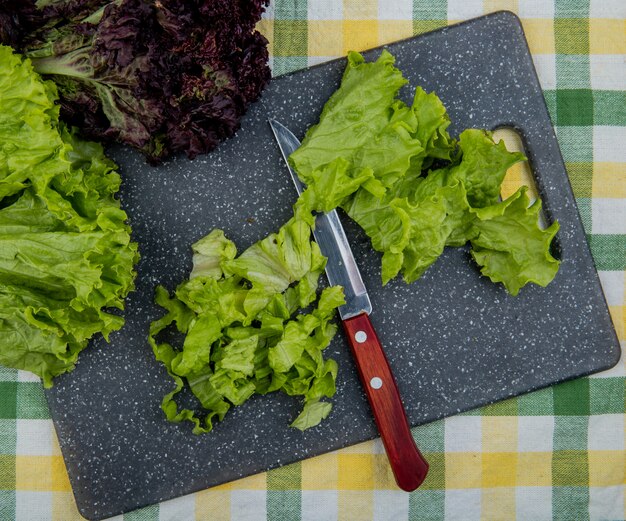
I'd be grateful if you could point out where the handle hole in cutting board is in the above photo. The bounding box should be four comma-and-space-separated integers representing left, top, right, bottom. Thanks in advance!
492, 127, 562, 260
493, 127, 550, 231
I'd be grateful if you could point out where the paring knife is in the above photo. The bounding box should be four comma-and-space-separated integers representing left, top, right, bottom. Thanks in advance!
269, 119, 429, 492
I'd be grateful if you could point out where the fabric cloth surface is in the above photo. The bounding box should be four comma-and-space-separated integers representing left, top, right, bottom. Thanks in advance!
0, 0, 624, 520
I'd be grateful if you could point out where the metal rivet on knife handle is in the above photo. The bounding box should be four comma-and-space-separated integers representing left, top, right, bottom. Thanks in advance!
370, 377, 383, 389
355, 331, 367, 343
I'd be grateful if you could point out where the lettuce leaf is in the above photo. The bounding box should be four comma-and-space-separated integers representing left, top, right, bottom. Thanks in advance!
471, 187, 560, 295
0, 45, 138, 386
289, 50, 408, 177
290, 400, 333, 431
149, 214, 344, 433
290, 50, 559, 294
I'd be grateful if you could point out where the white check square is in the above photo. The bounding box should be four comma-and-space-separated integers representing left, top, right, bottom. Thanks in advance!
17, 370, 41, 383
517, 0, 554, 18
158, 494, 196, 521
16, 491, 52, 521
302, 491, 338, 521
447, 0, 484, 20
445, 488, 482, 521
16, 420, 58, 457
598, 271, 625, 307
374, 490, 409, 520
518, 0, 555, 19
261, 2, 274, 20
308, 56, 339, 67
230, 490, 267, 521
588, 414, 625, 451
592, 199, 626, 234
516, 487, 552, 521
590, 0, 626, 18
378, 0, 413, 20
308, 0, 343, 21
594, 126, 626, 163
532, 54, 557, 89
589, 484, 625, 520
444, 415, 482, 452
517, 416, 554, 453
372, 436, 386, 455
590, 55, 626, 91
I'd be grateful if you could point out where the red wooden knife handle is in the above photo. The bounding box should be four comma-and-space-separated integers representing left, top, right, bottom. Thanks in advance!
342, 313, 428, 492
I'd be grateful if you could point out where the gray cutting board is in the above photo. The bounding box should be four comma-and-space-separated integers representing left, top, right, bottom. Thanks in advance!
45, 11, 620, 520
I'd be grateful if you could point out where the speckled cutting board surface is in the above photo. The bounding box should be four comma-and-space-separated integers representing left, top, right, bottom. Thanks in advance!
45, 12, 620, 521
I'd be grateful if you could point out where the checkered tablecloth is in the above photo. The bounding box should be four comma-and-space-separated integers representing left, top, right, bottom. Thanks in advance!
1, 1, 624, 520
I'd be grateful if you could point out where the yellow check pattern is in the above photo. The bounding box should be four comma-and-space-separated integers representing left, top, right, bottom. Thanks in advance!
2, 1, 625, 520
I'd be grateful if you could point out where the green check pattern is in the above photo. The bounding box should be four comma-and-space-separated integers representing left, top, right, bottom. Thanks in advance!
0, 1, 624, 520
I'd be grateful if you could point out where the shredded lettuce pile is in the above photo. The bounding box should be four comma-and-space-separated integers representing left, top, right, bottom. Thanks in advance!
0, 46, 139, 386
148, 208, 344, 433
290, 50, 560, 294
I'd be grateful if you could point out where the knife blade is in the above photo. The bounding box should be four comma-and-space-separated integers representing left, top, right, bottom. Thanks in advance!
269, 119, 429, 492
268, 120, 371, 320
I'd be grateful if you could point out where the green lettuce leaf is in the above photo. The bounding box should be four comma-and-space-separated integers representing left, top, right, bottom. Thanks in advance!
448, 129, 526, 209
290, 50, 559, 294
190, 229, 237, 280
470, 187, 560, 295
290, 400, 333, 431
149, 215, 345, 433
289, 50, 408, 177
0, 45, 138, 387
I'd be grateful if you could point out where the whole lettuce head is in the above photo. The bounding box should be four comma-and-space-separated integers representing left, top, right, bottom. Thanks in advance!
1, 0, 271, 163
0, 45, 139, 386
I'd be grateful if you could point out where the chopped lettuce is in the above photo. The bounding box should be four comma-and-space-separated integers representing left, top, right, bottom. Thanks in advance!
290, 50, 559, 294
149, 211, 344, 433
0, 45, 139, 386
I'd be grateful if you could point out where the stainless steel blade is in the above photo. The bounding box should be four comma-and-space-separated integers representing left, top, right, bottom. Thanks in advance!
269, 119, 372, 319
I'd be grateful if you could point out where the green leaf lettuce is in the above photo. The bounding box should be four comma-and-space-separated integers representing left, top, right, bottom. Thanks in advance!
0, 45, 139, 386
290, 50, 559, 294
